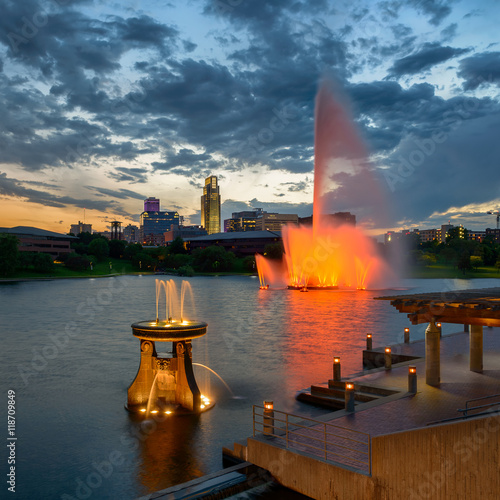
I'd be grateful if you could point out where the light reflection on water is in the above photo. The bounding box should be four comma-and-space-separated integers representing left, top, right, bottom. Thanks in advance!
1, 275, 498, 499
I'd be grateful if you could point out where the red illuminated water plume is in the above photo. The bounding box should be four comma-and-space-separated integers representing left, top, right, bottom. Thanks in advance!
257, 80, 390, 290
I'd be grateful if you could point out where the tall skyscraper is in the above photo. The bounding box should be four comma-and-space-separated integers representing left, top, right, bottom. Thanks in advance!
201, 176, 221, 235
144, 197, 160, 212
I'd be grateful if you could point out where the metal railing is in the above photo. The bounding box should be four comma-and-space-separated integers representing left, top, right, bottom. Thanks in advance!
458, 393, 500, 417
252, 405, 371, 474
428, 393, 500, 426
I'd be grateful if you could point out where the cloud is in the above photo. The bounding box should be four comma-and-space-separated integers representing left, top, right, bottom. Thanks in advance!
87, 186, 146, 200
405, 0, 456, 26
0, 172, 129, 215
107, 167, 149, 184
457, 52, 500, 90
387, 42, 469, 77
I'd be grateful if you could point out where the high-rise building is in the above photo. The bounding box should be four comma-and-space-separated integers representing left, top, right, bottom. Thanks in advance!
224, 208, 264, 232
140, 210, 179, 244
255, 213, 298, 231
139, 198, 180, 244
144, 197, 160, 212
123, 224, 140, 243
201, 176, 221, 235
70, 221, 92, 235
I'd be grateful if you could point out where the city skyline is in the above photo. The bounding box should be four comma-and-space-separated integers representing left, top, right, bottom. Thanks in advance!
0, 1, 499, 234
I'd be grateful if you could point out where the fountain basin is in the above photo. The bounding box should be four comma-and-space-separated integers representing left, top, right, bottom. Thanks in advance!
131, 321, 207, 341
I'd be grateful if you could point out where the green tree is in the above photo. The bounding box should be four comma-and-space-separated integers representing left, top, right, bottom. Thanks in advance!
33, 253, 55, 273
457, 252, 472, 275
470, 255, 482, 270
88, 238, 109, 261
124, 243, 143, 261
192, 246, 235, 272
168, 237, 187, 255
109, 239, 127, 259
263, 242, 284, 260
18, 252, 35, 269
495, 259, 500, 274
65, 253, 91, 271
419, 253, 437, 266
243, 255, 256, 272
0, 234, 19, 276
132, 252, 156, 270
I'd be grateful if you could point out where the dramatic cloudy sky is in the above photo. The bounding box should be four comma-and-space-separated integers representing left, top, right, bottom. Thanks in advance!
0, 0, 499, 235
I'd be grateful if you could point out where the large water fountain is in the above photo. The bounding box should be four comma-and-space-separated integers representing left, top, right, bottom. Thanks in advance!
126, 279, 214, 415
257, 80, 389, 290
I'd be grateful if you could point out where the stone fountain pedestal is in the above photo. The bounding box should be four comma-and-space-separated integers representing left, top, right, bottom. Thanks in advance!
126, 320, 209, 414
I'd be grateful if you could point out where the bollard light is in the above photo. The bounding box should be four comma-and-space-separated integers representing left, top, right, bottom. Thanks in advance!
333, 356, 341, 381
345, 382, 355, 412
263, 400, 274, 436
366, 334, 373, 351
404, 327, 410, 344
408, 366, 417, 393
384, 347, 392, 370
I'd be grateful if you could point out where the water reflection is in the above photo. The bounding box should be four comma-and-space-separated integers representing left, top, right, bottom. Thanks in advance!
132, 414, 204, 495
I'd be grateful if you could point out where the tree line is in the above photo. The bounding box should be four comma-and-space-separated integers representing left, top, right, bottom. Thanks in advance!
388, 227, 500, 274
0, 232, 259, 277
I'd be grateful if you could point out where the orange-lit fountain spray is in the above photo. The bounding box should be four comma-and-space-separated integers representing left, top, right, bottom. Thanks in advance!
257, 79, 389, 290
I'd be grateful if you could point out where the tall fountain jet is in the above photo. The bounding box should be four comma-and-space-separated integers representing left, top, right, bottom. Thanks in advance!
257, 79, 389, 290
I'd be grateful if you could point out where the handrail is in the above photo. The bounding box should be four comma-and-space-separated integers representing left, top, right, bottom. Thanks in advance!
459, 393, 500, 416
252, 405, 371, 474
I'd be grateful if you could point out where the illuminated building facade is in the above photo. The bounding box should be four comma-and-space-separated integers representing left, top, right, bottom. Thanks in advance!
70, 221, 92, 235
201, 176, 221, 235
144, 197, 160, 212
140, 210, 179, 244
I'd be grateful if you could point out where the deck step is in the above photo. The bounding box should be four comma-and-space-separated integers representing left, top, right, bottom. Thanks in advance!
328, 380, 399, 396
296, 391, 346, 410
311, 385, 381, 402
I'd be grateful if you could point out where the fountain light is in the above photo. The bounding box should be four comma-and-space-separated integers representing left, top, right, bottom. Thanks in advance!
200, 404, 206, 409
140, 408, 146, 413
165, 410, 172, 415
151, 410, 158, 414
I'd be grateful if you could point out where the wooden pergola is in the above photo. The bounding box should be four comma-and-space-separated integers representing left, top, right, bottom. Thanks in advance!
375, 287, 500, 327
375, 287, 500, 386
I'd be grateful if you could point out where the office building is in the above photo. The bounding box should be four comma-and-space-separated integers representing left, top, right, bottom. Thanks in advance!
185, 230, 282, 257
140, 198, 179, 244
123, 224, 140, 244
0, 226, 76, 258
70, 221, 92, 235
486, 228, 500, 243
164, 225, 207, 244
201, 176, 221, 235
144, 197, 160, 212
298, 212, 356, 227
256, 213, 298, 231
224, 208, 265, 232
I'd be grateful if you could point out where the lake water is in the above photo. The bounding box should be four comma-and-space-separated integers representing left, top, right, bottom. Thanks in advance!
2, 275, 498, 499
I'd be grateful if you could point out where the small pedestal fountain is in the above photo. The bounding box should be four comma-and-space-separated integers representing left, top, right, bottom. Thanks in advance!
126, 280, 213, 415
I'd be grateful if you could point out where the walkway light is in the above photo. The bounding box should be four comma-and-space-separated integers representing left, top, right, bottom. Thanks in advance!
384, 347, 392, 370
404, 327, 410, 343
408, 366, 417, 393
345, 383, 355, 412
333, 356, 341, 381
